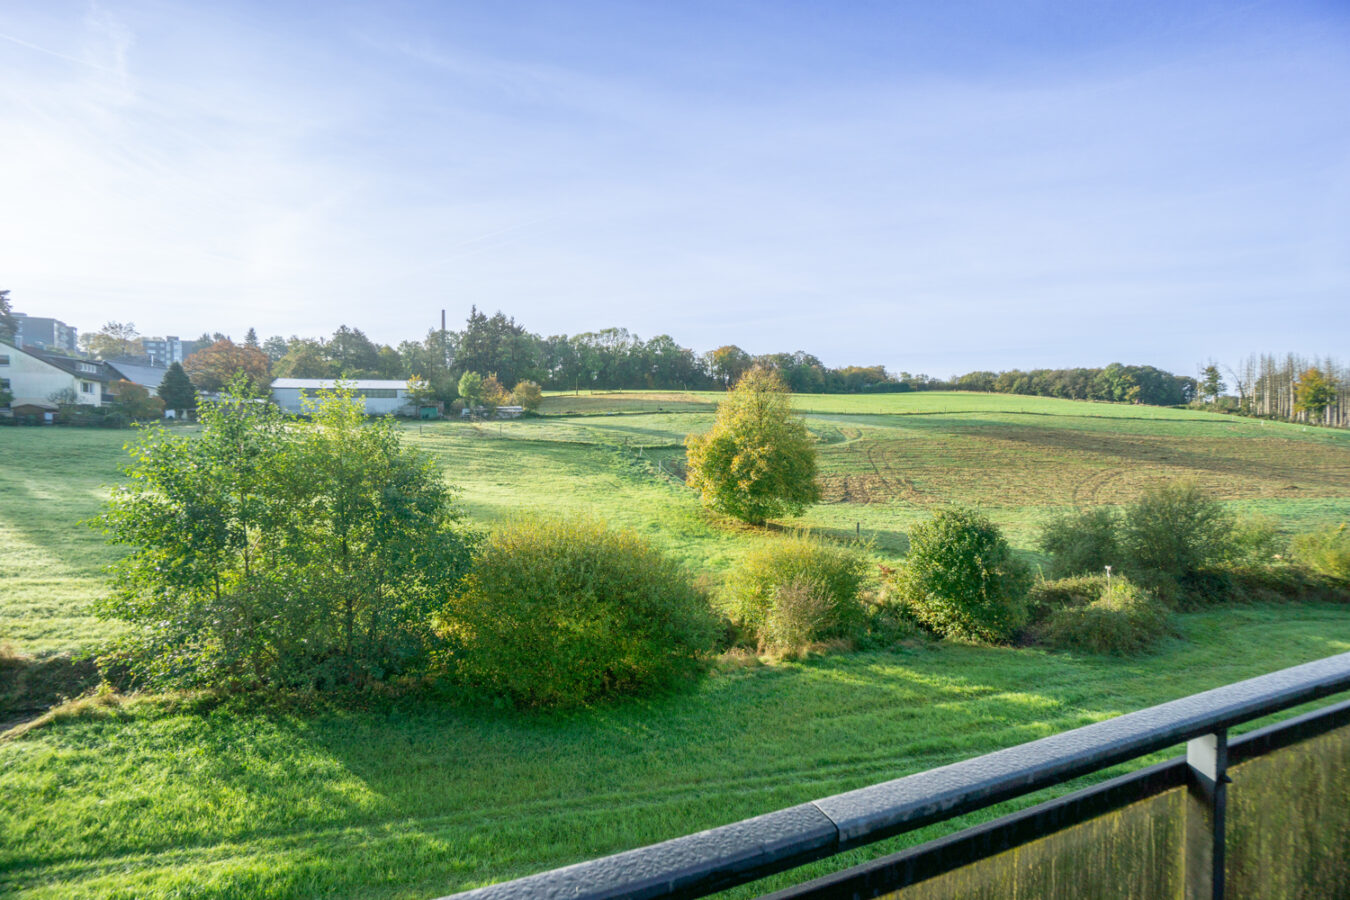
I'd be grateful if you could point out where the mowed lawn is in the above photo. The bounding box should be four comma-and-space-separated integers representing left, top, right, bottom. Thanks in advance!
2, 392, 1350, 898
0, 428, 131, 656
3, 610, 1350, 899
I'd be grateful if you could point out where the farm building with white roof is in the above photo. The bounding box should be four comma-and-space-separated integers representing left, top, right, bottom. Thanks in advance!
270, 379, 414, 416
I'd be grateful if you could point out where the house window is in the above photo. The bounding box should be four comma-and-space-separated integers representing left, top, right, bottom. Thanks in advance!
0, 355, 9, 366
78, 363, 98, 374
0, 379, 9, 392
81, 382, 95, 394
359, 389, 398, 399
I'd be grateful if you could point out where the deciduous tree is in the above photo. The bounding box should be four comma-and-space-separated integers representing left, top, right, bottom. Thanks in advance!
273, 340, 337, 379
481, 373, 510, 409
261, 335, 288, 363
95, 379, 473, 689
457, 371, 486, 412
328, 325, 381, 376
80, 321, 142, 360
1294, 366, 1338, 424
511, 380, 542, 411
685, 367, 820, 525
112, 381, 164, 421
183, 339, 271, 392
406, 376, 437, 407
707, 345, 753, 387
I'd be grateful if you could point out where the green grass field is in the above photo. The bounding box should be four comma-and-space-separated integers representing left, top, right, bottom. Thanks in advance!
2, 391, 1350, 898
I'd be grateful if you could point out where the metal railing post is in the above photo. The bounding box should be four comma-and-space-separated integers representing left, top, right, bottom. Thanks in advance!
448, 653, 1350, 900
1186, 728, 1230, 899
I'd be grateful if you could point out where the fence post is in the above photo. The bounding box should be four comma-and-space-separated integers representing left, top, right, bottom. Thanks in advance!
1185, 729, 1230, 899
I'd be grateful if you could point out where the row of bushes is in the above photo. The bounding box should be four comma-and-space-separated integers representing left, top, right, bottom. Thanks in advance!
1037, 481, 1281, 584
709, 511, 1169, 661
348, 498, 1350, 704
716, 485, 1349, 663
102, 400, 1349, 706
0, 406, 136, 428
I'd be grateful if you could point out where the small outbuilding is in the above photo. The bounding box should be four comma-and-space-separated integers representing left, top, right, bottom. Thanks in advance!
9, 400, 58, 423
270, 379, 414, 416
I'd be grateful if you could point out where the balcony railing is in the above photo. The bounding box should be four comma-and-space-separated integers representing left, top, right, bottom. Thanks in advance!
444, 651, 1350, 900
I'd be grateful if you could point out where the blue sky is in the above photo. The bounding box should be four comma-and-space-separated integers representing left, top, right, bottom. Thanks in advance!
2, 1, 1347, 375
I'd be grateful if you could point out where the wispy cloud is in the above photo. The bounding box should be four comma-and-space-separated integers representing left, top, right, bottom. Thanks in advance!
0, 1, 1346, 370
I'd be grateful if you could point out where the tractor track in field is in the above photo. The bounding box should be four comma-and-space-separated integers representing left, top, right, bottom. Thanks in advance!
4, 728, 1067, 885
864, 441, 923, 504
1070, 467, 1129, 508
818, 439, 924, 505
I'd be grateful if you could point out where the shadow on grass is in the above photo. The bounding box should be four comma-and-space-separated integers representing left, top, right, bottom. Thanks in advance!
0, 648, 100, 729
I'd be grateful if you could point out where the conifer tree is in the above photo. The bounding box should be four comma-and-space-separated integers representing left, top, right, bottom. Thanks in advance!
157, 362, 197, 414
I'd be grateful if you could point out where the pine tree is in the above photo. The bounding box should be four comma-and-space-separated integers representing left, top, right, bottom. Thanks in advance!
1199, 364, 1225, 403
157, 362, 197, 414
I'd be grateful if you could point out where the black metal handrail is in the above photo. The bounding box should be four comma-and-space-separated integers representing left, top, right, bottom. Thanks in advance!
764, 696, 1350, 899
443, 650, 1350, 900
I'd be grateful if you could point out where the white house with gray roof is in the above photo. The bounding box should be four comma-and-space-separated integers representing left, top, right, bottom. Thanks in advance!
106, 360, 170, 395
270, 379, 414, 416
0, 341, 116, 411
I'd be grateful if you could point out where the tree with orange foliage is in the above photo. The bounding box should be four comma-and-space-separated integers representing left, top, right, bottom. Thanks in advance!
183, 339, 271, 393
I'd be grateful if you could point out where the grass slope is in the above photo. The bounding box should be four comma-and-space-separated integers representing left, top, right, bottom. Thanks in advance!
2, 606, 1348, 899
0, 429, 130, 655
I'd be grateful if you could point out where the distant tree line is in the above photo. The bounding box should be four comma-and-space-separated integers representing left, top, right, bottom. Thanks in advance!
1219, 354, 1347, 428
178, 308, 931, 400
942, 363, 1197, 407
65, 306, 1209, 408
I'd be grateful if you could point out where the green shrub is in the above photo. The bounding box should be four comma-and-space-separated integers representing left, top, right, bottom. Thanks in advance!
1221, 562, 1350, 603
894, 507, 1032, 643
1120, 480, 1235, 579
1041, 578, 1171, 655
761, 577, 834, 657
856, 596, 921, 650
1291, 524, 1350, 580
1037, 508, 1120, 578
723, 535, 868, 652
441, 517, 719, 707
1027, 574, 1108, 622
96, 380, 473, 691
1227, 515, 1284, 565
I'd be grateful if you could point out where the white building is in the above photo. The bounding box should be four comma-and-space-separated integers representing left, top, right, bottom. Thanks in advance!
270, 379, 415, 416
1, 342, 114, 413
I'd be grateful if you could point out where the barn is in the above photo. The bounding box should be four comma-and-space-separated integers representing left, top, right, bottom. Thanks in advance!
270, 379, 415, 416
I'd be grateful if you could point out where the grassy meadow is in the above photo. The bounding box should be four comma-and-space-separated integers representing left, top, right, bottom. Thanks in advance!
2, 390, 1350, 898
